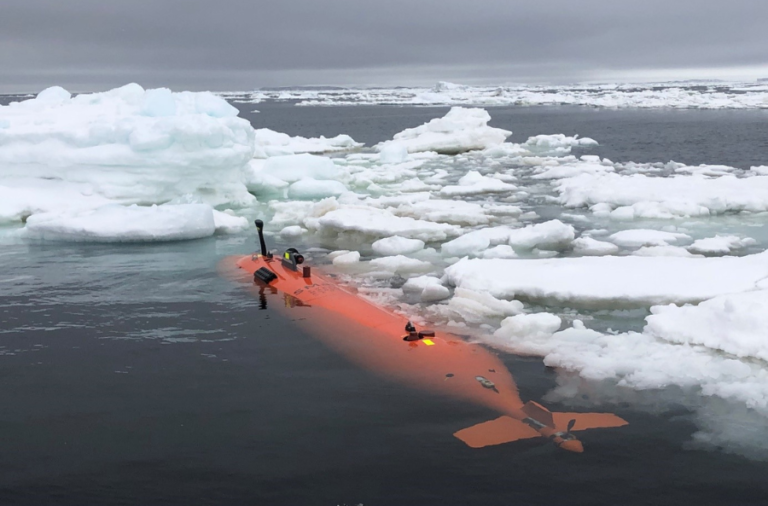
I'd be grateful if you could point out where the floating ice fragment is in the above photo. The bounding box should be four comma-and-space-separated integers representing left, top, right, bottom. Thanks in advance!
572, 237, 620, 256
376, 107, 510, 154
288, 178, 348, 199
608, 229, 691, 248
332, 251, 360, 266
372, 236, 425, 256
439, 170, 517, 196
444, 251, 768, 307
493, 313, 562, 342
688, 235, 756, 255
23, 204, 216, 242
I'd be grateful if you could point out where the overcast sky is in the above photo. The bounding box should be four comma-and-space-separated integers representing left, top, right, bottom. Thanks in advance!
2, 0, 767, 92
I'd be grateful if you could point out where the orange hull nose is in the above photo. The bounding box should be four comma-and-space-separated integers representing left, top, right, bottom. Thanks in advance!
559, 439, 584, 453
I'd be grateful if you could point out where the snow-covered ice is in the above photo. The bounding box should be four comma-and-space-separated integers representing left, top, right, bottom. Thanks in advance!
375, 107, 511, 154
0, 84, 255, 208
444, 252, 768, 307
23, 204, 217, 242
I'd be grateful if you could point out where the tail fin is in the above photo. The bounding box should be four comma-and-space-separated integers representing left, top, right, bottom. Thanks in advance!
454, 416, 540, 448
552, 412, 628, 432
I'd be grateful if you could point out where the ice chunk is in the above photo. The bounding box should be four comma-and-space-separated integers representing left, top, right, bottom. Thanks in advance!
36, 86, 72, 103
444, 251, 768, 307
280, 225, 306, 239
368, 255, 432, 274
212, 209, 249, 234
532, 161, 613, 180
688, 235, 756, 255
376, 107, 511, 154
332, 251, 361, 265
439, 170, 517, 196
253, 128, 362, 157
523, 134, 598, 156
441, 226, 514, 257
378, 143, 409, 164
372, 236, 425, 256
23, 204, 215, 242
646, 290, 768, 362
260, 154, 340, 183
507, 220, 575, 251
481, 245, 519, 259
441, 220, 574, 257
421, 284, 451, 302
403, 275, 445, 294
558, 173, 768, 217
315, 207, 459, 242
288, 178, 348, 199
572, 237, 620, 256
0, 84, 255, 212
493, 313, 562, 342
633, 246, 699, 257
444, 288, 524, 323
608, 229, 691, 248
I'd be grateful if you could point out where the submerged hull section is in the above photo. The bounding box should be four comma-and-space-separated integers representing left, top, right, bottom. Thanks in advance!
235, 254, 522, 415
227, 253, 628, 452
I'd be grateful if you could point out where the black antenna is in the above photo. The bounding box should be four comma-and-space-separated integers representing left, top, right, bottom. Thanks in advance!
254, 220, 268, 257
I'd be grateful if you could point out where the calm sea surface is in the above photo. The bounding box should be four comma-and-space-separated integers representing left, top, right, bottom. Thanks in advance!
1, 99, 768, 505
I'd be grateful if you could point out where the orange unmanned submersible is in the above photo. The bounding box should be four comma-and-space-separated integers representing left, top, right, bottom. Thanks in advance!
227, 220, 627, 453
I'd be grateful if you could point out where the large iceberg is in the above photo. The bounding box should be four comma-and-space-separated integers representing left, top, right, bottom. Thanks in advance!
0, 84, 255, 213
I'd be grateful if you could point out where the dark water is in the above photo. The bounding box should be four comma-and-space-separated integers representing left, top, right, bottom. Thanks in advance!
3, 100, 768, 505
243, 101, 768, 169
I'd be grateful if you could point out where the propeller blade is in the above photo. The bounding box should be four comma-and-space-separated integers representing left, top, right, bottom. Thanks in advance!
566, 419, 576, 433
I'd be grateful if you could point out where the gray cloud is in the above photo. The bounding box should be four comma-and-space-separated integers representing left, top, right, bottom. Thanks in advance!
2, 0, 767, 92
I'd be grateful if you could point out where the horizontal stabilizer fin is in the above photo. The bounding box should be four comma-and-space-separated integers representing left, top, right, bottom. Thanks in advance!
454, 416, 540, 448
553, 412, 628, 432
521, 401, 554, 428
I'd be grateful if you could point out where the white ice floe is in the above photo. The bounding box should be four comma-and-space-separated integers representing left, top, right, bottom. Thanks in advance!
572, 236, 620, 256
332, 250, 361, 266
632, 245, 700, 257
532, 160, 613, 180
688, 235, 756, 255
558, 173, 768, 218
441, 288, 524, 324
280, 225, 306, 239
646, 290, 768, 362
441, 220, 574, 258
0, 84, 255, 209
507, 220, 575, 251
493, 313, 562, 343
212, 209, 249, 234
23, 204, 217, 242
608, 229, 691, 248
522, 134, 598, 156
375, 107, 511, 154
402, 275, 451, 302
439, 170, 517, 196
444, 251, 768, 307
368, 255, 432, 275
253, 128, 361, 157
371, 236, 425, 256
288, 179, 348, 199
312, 206, 459, 242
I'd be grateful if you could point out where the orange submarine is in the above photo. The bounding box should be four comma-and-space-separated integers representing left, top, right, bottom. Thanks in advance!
223, 220, 628, 453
